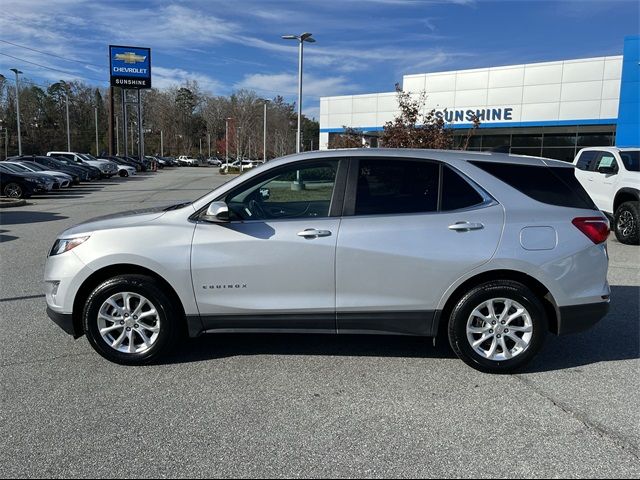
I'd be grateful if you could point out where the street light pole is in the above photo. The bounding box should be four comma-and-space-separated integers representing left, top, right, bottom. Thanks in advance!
282, 33, 315, 154
263, 101, 268, 162
65, 91, 71, 151
94, 107, 99, 156
225, 117, 232, 166
160, 130, 164, 157
10, 69, 23, 156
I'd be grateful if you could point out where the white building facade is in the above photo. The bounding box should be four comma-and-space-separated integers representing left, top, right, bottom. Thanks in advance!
319, 35, 639, 161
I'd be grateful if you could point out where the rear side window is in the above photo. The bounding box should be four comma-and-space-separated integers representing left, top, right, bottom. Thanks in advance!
441, 166, 484, 211
576, 151, 599, 171
355, 160, 439, 215
470, 161, 596, 210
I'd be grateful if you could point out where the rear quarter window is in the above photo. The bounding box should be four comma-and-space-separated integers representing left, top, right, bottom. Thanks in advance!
470, 161, 597, 210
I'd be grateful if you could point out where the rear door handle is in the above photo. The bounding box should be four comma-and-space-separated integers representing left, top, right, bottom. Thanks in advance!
297, 229, 332, 238
449, 222, 484, 232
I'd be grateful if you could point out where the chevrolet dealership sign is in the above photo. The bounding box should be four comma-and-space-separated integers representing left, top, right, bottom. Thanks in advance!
109, 45, 151, 88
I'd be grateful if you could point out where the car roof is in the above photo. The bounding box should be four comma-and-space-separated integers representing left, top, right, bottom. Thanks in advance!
578, 146, 639, 153
270, 148, 572, 168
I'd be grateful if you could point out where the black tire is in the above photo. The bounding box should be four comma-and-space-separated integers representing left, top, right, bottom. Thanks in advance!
448, 280, 547, 374
119, 170, 128, 177
613, 201, 639, 245
3, 182, 24, 198
83, 274, 180, 365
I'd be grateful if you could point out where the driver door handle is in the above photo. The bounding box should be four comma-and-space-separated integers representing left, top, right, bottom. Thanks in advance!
297, 229, 332, 238
448, 222, 484, 232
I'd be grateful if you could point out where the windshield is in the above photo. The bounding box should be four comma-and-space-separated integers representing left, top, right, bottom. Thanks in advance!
6, 163, 30, 172
19, 162, 44, 171
620, 151, 639, 172
0, 163, 22, 173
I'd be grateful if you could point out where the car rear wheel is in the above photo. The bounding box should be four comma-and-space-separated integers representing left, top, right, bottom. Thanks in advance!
119, 170, 129, 177
83, 274, 180, 365
3, 182, 25, 198
448, 280, 547, 374
613, 201, 639, 245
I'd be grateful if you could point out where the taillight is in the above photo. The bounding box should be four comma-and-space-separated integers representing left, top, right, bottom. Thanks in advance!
572, 217, 610, 244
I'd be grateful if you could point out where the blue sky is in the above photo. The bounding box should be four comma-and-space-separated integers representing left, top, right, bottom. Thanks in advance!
1, 0, 638, 119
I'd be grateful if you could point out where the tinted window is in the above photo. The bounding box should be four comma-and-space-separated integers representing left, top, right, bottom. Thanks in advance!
355, 160, 439, 215
441, 167, 484, 211
471, 161, 596, 210
576, 151, 599, 171
225, 161, 338, 220
619, 151, 639, 172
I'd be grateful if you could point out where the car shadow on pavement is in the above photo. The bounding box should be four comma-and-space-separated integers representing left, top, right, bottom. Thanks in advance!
523, 285, 639, 373
164, 333, 457, 365
163, 285, 638, 369
0, 229, 18, 243
0, 210, 68, 225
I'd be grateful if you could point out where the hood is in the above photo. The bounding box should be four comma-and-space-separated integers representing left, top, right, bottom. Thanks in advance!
61, 205, 172, 236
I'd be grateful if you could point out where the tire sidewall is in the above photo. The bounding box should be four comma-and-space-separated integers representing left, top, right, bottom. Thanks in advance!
449, 282, 548, 374
83, 275, 176, 365
614, 201, 639, 245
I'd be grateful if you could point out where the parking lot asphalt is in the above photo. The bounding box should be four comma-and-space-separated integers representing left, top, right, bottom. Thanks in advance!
0, 167, 638, 478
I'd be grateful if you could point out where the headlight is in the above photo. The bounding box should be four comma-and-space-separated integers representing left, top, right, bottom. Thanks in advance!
49, 236, 90, 256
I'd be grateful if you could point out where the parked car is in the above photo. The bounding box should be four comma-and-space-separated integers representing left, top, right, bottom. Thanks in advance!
0, 169, 37, 198
14, 160, 78, 185
121, 156, 147, 172
44, 149, 610, 373
47, 152, 117, 178
17, 156, 85, 183
177, 155, 200, 166
146, 156, 163, 169
0, 163, 54, 194
49, 155, 101, 180
6, 161, 72, 188
207, 157, 222, 167
573, 147, 639, 245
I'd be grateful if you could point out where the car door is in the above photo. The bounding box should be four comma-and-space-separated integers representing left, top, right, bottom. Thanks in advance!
335, 158, 504, 336
191, 158, 347, 332
590, 151, 619, 213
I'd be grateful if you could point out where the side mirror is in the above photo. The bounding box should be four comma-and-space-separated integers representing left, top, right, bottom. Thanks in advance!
598, 166, 617, 175
202, 201, 230, 223
259, 187, 270, 200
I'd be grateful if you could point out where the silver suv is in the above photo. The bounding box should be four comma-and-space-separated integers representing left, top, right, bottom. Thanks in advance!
44, 149, 611, 373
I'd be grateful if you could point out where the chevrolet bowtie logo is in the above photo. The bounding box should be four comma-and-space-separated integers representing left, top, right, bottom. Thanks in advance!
115, 52, 146, 64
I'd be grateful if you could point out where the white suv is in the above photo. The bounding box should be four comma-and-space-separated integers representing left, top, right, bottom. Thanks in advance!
573, 147, 639, 244
44, 149, 610, 373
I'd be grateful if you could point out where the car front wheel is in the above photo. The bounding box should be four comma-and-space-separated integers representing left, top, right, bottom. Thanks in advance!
83, 274, 180, 365
613, 201, 639, 245
3, 182, 25, 198
448, 280, 547, 374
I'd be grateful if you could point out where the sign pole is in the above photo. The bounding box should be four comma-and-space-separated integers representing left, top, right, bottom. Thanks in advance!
137, 89, 143, 161
122, 89, 128, 157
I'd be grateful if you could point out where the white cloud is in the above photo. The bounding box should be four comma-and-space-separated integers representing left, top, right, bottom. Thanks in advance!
152, 66, 223, 93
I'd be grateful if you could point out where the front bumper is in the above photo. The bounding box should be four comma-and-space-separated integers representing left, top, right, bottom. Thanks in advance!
557, 300, 610, 335
46, 307, 79, 337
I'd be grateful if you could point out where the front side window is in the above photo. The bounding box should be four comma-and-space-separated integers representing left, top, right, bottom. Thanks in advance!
354, 159, 440, 215
595, 153, 618, 172
225, 161, 339, 221
575, 151, 599, 171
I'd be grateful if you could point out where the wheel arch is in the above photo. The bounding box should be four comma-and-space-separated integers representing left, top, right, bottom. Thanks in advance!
72, 263, 187, 338
435, 269, 560, 337
613, 188, 640, 213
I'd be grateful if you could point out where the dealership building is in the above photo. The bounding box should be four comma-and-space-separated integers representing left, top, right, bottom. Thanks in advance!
319, 35, 639, 161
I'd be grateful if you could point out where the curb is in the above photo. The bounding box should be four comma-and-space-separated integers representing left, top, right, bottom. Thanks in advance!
0, 198, 27, 208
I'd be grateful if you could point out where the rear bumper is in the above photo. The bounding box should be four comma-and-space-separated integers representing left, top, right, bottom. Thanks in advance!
46, 307, 79, 338
557, 301, 609, 335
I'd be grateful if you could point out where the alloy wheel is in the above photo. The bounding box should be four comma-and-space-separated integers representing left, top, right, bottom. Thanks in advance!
466, 298, 533, 361
617, 210, 636, 238
97, 292, 161, 354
